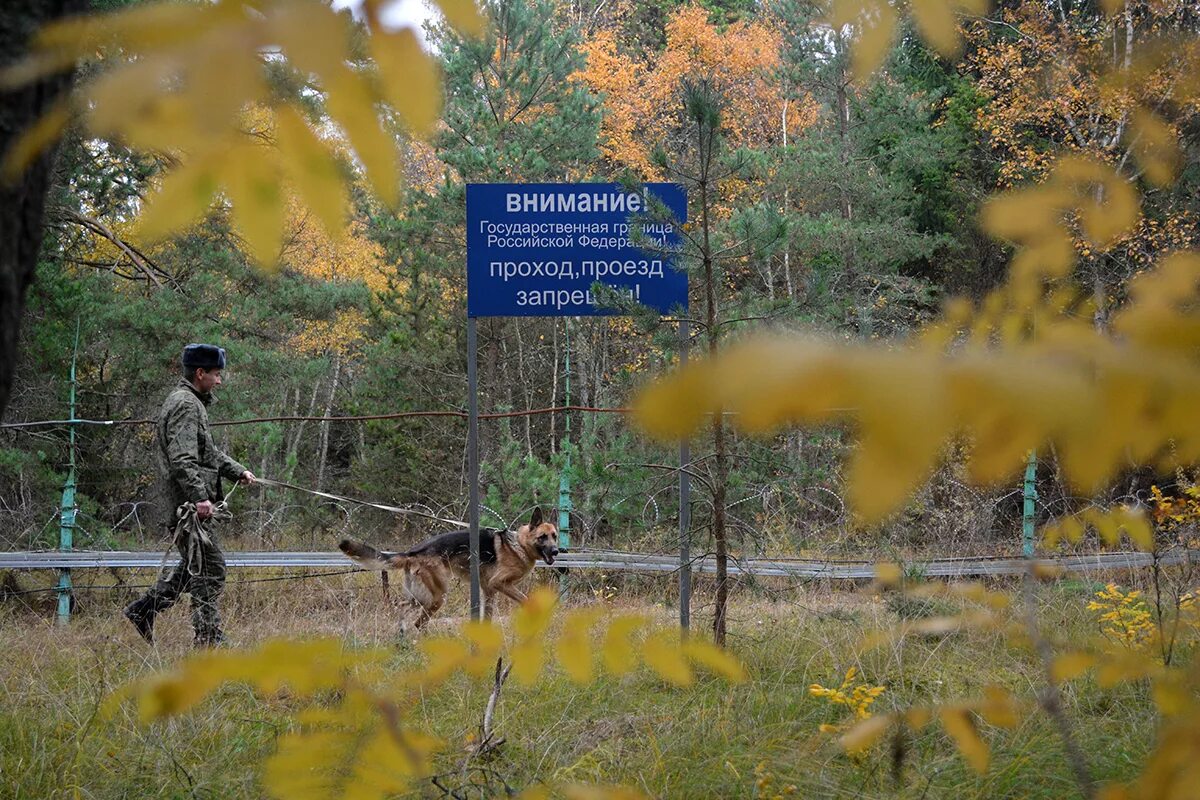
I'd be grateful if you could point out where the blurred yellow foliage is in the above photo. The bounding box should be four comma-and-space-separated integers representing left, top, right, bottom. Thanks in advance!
107, 587, 745, 800
1, 0, 483, 268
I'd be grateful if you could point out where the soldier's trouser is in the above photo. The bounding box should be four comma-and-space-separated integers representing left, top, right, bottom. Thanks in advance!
131, 518, 226, 645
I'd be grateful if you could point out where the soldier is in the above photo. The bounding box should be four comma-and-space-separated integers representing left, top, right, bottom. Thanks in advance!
124, 344, 255, 646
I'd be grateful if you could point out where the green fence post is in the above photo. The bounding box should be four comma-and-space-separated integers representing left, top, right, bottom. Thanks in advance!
56, 319, 80, 625
1022, 450, 1037, 557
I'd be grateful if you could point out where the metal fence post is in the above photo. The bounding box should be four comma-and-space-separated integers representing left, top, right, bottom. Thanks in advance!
1023, 450, 1037, 557
56, 319, 80, 625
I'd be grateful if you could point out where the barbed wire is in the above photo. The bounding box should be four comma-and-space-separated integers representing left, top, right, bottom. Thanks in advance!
0, 405, 636, 431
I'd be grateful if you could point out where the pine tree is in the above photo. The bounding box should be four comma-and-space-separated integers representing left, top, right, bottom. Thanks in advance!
431, 0, 600, 183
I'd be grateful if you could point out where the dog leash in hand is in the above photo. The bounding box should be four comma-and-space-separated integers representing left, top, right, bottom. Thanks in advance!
253, 476, 468, 527
156, 483, 240, 577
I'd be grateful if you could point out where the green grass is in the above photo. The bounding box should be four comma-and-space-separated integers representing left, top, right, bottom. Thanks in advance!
0, 573, 1171, 799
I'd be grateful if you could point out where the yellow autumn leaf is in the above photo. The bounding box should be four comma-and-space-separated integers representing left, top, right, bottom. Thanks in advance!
345, 727, 442, 794
904, 610, 995, 638
1150, 676, 1192, 717
461, 619, 504, 678
633, 366, 713, 441
270, 0, 351, 80
136, 674, 211, 723
1031, 562, 1065, 580
223, 141, 287, 267
1118, 507, 1154, 551
978, 686, 1019, 729
188, 35, 268, 139
910, 0, 960, 56
245, 639, 356, 695
852, 0, 898, 82
1061, 515, 1086, 544
432, 0, 488, 37
83, 56, 177, 142
642, 632, 694, 686
119, 94, 209, 154
39, 1, 232, 57
134, 154, 220, 242
1050, 652, 1096, 683
848, 361, 953, 521
1, 98, 71, 181
514, 586, 559, 640
681, 639, 748, 683
274, 106, 348, 237
135, 650, 239, 722
874, 562, 902, 586
949, 582, 1012, 609
940, 707, 989, 774
511, 640, 547, 686
602, 616, 645, 676
555, 609, 602, 684
371, 29, 442, 138
1, 0, 448, 276
839, 713, 891, 753
904, 706, 933, 730
323, 66, 401, 208
263, 728, 354, 800
1130, 109, 1180, 188
419, 637, 470, 683
1085, 508, 1122, 547
1055, 157, 1140, 248
980, 184, 1071, 243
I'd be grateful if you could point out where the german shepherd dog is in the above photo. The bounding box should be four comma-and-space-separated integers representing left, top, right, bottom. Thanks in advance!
338, 507, 560, 634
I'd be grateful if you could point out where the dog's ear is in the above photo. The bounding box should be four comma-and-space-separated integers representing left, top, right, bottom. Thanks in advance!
529, 506, 544, 529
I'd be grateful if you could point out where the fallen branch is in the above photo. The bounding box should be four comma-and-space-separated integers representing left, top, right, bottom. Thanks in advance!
470, 657, 512, 758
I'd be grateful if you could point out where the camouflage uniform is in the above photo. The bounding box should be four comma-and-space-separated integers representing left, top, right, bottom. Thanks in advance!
126, 379, 247, 645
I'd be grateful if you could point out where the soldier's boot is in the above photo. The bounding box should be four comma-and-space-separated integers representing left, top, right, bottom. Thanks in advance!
123, 598, 155, 644
192, 615, 224, 648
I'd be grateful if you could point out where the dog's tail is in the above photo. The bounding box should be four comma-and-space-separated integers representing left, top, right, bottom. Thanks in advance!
338, 537, 409, 571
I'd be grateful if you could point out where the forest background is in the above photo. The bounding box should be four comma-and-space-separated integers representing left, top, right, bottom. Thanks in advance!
3, 0, 1196, 563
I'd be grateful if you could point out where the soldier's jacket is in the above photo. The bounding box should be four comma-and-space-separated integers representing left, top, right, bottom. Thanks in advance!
157, 379, 247, 512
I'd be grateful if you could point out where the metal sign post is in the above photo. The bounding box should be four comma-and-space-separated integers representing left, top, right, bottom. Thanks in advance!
558, 317, 572, 553
467, 318, 482, 620
678, 320, 691, 632
465, 183, 688, 623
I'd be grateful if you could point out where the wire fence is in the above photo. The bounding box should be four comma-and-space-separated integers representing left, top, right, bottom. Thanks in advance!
1, 405, 1178, 584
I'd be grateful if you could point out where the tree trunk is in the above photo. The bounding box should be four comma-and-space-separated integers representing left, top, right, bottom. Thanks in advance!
782, 97, 793, 300
697, 106, 729, 647
833, 34, 857, 283
316, 350, 341, 492
0, 0, 87, 419
514, 320, 533, 459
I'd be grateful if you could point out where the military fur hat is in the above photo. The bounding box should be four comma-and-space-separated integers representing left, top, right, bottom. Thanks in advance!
181, 343, 226, 370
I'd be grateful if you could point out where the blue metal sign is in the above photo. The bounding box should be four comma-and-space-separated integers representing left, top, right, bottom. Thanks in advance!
466, 183, 688, 317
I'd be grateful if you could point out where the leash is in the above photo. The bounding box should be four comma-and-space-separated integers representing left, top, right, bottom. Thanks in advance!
153, 479, 466, 578
156, 483, 239, 578
253, 477, 468, 527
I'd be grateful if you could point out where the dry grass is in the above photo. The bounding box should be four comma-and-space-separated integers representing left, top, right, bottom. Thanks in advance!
0, 569, 1167, 799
